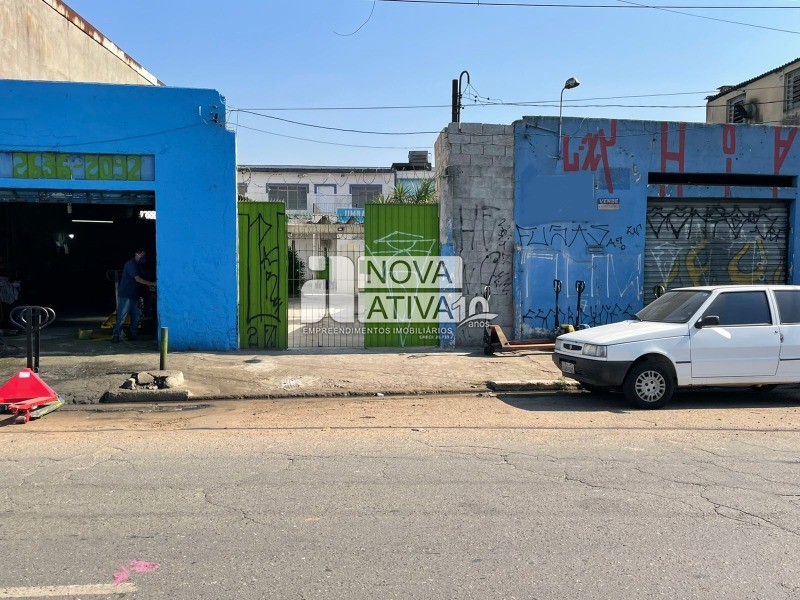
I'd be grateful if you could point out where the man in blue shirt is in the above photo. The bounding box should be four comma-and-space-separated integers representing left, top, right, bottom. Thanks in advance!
112, 249, 156, 343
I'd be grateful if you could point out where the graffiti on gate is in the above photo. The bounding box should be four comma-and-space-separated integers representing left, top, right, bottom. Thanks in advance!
238, 203, 287, 349
646, 204, 787, 291
648, 240, 786, 290
647, 205, 785, 243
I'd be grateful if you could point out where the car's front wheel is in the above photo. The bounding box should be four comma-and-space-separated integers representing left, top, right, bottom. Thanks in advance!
623, 360, 674, 409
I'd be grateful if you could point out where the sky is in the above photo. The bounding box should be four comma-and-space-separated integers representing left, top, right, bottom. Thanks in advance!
65, 0, 800, 167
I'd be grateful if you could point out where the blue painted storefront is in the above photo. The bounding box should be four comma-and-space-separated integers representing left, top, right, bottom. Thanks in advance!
514, 117, 800, 338
0, 80, 237, 350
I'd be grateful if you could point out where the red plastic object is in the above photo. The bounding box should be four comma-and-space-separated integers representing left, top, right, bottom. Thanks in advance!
0, 368, 59, 423
0, 368, 58, 403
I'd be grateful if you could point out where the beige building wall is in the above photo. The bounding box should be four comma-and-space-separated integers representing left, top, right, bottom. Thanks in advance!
707, 60, 800, 126
0, 0, 160, 85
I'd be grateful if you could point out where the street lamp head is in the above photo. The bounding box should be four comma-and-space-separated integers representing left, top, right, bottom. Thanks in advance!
563, 77, 580, 90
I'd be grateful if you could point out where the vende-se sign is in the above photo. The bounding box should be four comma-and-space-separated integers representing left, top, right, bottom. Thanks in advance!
597, 198, 620, 211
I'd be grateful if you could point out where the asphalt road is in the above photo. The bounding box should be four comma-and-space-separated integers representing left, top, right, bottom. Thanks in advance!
2, 389, 799, 599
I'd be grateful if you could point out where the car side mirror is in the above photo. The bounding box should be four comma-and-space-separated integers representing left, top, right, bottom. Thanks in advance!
695, 315, 720, 329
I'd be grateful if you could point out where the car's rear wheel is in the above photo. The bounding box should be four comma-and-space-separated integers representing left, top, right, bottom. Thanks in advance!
623, 360, 674, 409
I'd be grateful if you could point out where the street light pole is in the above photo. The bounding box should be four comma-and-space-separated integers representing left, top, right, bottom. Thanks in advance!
557, 77, 580, 161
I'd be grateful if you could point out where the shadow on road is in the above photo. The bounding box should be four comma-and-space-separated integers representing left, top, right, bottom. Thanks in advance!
498, 388, 800, 413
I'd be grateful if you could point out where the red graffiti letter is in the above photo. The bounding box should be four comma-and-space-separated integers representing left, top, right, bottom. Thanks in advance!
774, 127, 798, 174
660, 122, 686, 197
722, 125, 736, 155
563, 135, 580, 171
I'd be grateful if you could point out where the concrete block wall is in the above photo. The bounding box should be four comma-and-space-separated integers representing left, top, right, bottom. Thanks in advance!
435, 123, 515, 346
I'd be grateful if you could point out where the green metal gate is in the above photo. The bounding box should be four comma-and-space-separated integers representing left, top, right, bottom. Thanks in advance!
238, 202, 288, 349
364, 204, 440, 347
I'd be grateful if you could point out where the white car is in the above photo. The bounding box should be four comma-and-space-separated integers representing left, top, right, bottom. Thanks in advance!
552, 285, 800, 409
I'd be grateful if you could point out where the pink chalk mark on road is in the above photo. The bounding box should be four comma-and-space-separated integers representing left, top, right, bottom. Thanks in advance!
130, 561, 160, 573
113, 561, 161, 586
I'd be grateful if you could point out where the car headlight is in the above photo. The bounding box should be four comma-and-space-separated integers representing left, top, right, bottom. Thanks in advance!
554, 338, 564, 351
582, 344, 607, 358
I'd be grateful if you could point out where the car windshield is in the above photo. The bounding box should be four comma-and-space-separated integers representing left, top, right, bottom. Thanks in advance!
635, 290, 711, 323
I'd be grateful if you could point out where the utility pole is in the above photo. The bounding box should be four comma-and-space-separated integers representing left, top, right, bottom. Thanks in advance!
451, 79, 459, 123
451, 70, 470, 124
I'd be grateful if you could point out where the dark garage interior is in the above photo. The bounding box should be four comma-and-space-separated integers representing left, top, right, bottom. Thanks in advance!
0, 191, 156, 332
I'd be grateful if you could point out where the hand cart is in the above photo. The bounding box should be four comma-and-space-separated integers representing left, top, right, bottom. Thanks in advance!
0, 306, 63, 424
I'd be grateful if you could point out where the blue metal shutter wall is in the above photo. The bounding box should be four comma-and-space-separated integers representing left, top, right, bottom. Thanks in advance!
644, 199, 789, 305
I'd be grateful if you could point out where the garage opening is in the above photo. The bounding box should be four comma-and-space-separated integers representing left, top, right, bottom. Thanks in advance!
0, 189, 156, 342
644, 199, 789, 305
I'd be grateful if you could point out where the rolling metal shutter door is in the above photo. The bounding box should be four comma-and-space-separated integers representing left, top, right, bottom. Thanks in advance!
644, 200, 789, 305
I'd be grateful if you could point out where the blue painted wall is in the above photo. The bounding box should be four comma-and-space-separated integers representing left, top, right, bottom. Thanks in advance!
514, 116, 800, 338
0, 80, 238, 350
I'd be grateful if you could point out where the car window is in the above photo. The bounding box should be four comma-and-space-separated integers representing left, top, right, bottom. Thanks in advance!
636, 290, 710, 323
703, 291, 772, 326
774, 290, 800, 324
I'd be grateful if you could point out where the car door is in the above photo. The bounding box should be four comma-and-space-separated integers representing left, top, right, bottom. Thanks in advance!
690, 290, 780, 379
773, 289, 800, 378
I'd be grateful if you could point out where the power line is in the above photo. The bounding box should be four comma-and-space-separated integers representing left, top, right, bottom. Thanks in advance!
230, 85, 793, 112
234, 110, 439, 135
375, 0, 800, 34
234, 124, 433, 150
236, 116, 797, 151
375, 0, 800, 9
234, 104, 452, 112
335, 0, 378, 35
614, 0, 800, 35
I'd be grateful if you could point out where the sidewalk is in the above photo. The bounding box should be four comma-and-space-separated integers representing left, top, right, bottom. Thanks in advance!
0, 329, 567, 404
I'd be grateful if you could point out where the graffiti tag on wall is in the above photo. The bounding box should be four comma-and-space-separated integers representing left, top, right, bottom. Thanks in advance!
458, 205, 513, 295
516, 220, 644, 332
646, 204, 787, 294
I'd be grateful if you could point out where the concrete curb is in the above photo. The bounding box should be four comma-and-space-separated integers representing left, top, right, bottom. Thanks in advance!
487, 380, 580, 392
101, 388, 191, 403
185, 387, 489, 402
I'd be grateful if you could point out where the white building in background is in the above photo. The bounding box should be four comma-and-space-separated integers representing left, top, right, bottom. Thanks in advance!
237, 165, 395, 217
236, 151, 434, 221
237, 152, 435, 297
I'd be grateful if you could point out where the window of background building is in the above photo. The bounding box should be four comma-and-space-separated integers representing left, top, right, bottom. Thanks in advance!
786, 69, 800, 112
268, 184, 308, 210
350, 185, 383, 208
727, 94, 747, 123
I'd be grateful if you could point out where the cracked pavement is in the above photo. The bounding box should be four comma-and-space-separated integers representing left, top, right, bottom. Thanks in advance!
1, 390, 799, 599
